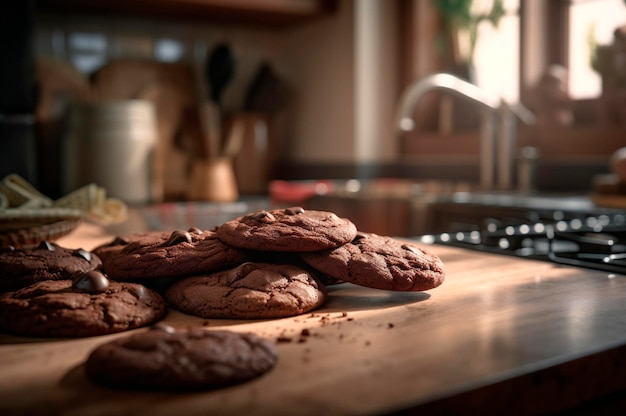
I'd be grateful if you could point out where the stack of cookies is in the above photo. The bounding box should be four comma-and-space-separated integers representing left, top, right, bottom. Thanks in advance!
0, 206, 445, 390
0, 206, 446, 334
94, 206, 445, 320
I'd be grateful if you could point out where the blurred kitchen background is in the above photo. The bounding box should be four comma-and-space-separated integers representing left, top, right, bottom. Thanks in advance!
2, 0, 626, 232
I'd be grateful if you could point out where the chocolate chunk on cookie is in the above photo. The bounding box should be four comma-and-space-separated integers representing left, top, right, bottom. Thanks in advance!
0, 241, 102, 292
165, 262, 328, 319
101, 228, 248, 281
92, 234, 142, 263
216, 207, 357, 252
299, 233, 445, 292
85, 324, 277, 390
0, 271, 166, 337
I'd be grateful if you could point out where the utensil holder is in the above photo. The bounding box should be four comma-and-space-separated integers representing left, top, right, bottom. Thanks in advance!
188, 157, 239, 202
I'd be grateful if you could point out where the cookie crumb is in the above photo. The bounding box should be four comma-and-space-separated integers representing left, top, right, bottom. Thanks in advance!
276, 336, 292, 343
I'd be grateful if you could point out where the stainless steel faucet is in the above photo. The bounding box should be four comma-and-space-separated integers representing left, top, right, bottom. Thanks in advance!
395, 73, 536, 191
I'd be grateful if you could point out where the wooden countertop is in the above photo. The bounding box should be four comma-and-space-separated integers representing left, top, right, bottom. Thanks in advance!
2, 219, 626, 415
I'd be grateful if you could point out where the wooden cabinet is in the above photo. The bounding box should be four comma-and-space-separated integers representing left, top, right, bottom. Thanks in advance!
36, 0, 338, 26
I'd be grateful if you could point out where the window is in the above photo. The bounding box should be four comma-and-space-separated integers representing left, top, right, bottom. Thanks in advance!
460, 0, 626, 105
411, 0, 626, 123
568, 0, 626, 99
473, 0, 520, 102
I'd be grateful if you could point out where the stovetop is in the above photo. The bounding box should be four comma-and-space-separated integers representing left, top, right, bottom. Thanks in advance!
416, 211, 626, 274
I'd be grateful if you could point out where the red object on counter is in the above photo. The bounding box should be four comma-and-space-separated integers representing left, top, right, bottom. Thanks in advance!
269, 180, 333, 204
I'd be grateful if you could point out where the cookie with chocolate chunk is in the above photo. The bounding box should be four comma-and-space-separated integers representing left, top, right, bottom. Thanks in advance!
85, 324, 277, 391
92, 233, 151, 263
101, 228, 248, 281
216, 207, 357, 252
86, 324, 276, 390
0, 270, 165, 337
165, 262, 328, 319
0, 241, 102, 292
299, 233, 445, 292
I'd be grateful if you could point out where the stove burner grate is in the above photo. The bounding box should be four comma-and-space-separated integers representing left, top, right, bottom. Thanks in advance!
417, 213, 626, 274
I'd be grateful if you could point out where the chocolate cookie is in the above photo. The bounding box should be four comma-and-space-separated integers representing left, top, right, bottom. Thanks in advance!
165, 262, 328, 319
101, 228, 248, 281
0, 241, 102, 292
85, 323, 277, 391
299, 233, 445, 292
92, 232, 155, 263
0, 270, 166, 337
216, 207, 357, 252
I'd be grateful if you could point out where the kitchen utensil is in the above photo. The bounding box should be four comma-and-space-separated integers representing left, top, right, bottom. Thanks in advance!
231, 113, 272, 194
207, 43, 235, 106
188, 43, 239, 201
198, 101, 222, 159
222, 116, 245, 158
188, 115, 242, 202
203, 43, 235, 159
244, 62, 289, 113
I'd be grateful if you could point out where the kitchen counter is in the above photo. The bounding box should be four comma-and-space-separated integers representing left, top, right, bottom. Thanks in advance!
3, 219, 626, 415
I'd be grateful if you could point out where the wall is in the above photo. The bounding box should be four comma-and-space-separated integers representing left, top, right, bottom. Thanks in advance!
274, 0, 355, 163
355, 0, 400, 164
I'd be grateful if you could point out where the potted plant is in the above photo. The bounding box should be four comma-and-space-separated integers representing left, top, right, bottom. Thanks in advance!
432, 0, 505, 82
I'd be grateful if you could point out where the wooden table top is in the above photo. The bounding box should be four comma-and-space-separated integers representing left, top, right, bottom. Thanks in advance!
2, 218, 626, 415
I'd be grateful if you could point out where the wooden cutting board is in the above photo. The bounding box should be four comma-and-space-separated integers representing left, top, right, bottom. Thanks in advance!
2, 220, 626, 415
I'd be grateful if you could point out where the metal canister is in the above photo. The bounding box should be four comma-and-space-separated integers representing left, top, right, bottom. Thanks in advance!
62, 100, 157, 204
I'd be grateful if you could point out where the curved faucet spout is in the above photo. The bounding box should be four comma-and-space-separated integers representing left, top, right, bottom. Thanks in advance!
394, 72, 537, 191
396, 73, 501, 132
